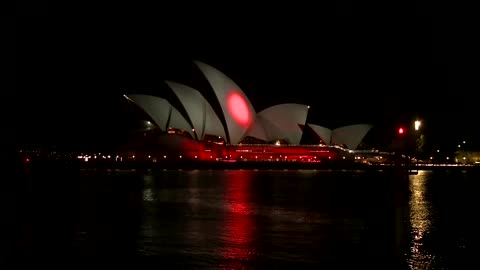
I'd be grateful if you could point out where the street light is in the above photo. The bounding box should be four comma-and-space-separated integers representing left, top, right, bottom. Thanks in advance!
414, 120, 421, 131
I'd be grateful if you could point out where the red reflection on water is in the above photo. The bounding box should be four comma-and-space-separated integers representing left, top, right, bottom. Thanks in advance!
220, 171, 256, 269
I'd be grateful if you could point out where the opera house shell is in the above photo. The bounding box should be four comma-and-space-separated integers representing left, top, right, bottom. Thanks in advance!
123, 61, 373, 162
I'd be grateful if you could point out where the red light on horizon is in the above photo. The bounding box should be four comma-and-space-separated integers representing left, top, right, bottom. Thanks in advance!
398, 127, 404, 134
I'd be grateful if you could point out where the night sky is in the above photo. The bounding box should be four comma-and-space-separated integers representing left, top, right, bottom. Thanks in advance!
13, 3, 479, 150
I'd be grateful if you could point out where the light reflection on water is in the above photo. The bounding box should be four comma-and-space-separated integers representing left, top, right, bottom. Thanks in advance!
219, 171, 256, 270
408, 170, 434, 269
136, 169, 405, 268
142, 175, 155, 202
15, 166, 478, 268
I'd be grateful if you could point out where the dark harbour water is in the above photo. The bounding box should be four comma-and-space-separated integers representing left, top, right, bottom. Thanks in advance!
13, 164, 480, 269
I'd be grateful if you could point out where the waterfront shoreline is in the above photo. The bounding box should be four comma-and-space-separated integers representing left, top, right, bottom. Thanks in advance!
19, 157, 480, 172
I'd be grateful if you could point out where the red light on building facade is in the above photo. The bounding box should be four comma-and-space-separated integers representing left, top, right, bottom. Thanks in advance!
227, 92, 251, 126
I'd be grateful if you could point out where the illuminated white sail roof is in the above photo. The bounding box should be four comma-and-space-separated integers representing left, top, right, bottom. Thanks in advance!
256, 104, 309, 144
166, 81, 226, 140
125, 94, 194, 138
308, 124, 332, 144
245, 117, 269, 142
194, 61, 256, 144
331, 124, 372, 150
308, 123, 372, 149
168, 106, 194, 138
126, 94, 171, 130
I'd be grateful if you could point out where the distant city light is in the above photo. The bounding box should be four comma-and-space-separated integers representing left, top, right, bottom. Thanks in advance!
463, 141, 466, 144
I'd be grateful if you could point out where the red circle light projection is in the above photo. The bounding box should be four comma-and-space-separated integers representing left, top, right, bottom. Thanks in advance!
227, 92, 251, 126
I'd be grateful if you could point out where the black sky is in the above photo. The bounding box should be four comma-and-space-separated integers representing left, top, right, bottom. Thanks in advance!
14, 3, 480, 149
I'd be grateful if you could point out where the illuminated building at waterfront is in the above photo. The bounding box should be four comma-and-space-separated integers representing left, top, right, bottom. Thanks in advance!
123, 61, 373, 162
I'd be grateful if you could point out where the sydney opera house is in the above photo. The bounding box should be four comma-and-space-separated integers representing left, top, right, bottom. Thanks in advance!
122, 61, 372, 163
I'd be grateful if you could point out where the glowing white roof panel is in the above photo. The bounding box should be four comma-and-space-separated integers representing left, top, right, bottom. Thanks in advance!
194, 61, 256, 144
257, 104, 309, 144
168, 105, 194, 138
331, 124, 372, 150
308, 124, 332, 144
126, 94, 171, 130
166, 81, 226, 140
126, 94, 193, 137
245, 117, 269, 142
308, 123, 372, 149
